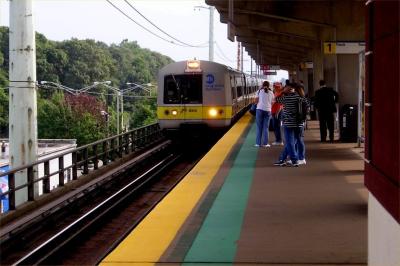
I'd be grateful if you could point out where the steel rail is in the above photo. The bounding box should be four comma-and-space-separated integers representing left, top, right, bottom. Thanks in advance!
12, 152, 181, 266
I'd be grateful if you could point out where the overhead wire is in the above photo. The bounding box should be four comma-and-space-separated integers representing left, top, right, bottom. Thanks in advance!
124, 0, 207, 48
106, 0, 189, 47
215, 41, 234, 62
107, 0, 207, 48
37, 85, 156, 99
214, 49, 235, 63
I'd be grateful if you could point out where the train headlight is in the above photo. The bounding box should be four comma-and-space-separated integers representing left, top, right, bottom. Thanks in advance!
171, 110, 178, 116
209, 108, 218, 117
185, 59, 202, 73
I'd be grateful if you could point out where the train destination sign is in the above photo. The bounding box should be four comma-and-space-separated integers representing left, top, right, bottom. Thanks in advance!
260, 65, 280, 71
264, 71, 277, 75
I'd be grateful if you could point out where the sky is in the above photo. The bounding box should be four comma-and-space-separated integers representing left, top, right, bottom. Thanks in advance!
0, 0, 287, 80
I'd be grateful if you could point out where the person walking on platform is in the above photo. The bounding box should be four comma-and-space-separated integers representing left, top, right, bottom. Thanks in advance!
271, 82, 284, 146
254, 81, 274, 148
314, 80, 339, 142
273, 83, 307, 166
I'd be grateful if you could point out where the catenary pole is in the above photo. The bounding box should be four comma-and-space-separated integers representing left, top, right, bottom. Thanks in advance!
120, 92, 124, 132
209, 6, 214, 61
116, 92, 120, 135
9, 0, 38, 206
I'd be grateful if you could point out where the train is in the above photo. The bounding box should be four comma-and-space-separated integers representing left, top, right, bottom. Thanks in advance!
157, 59, 265, 131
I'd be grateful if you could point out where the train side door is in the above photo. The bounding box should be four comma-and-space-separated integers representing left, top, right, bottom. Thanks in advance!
230, 74, 238, 115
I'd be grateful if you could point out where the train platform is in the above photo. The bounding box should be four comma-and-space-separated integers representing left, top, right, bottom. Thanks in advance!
100, 113, 367, 266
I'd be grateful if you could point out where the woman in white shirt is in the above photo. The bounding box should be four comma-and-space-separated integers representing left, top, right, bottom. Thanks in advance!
255, 81, 275, 147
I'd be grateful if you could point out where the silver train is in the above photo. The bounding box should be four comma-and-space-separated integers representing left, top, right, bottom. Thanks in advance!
157, 59, 264, 131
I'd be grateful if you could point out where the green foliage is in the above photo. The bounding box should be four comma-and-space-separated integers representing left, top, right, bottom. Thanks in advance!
0, 27, 8, 88
58, 39, 117, 88
0, 89, 8, 136
38, 92, 107, 145
68, 113, 105, 145
36, 33, 68, 84
0, 27, 173, 143
129, 99, 158, 128
37, 93, 71, 139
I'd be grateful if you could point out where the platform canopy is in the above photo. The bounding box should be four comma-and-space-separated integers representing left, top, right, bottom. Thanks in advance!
206, 0, 364, 72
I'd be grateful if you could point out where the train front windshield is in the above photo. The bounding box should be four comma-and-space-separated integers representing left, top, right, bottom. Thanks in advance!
164, 75, 202, 104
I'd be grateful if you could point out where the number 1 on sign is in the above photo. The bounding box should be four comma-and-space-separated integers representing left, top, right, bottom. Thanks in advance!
324, 42, 336, 54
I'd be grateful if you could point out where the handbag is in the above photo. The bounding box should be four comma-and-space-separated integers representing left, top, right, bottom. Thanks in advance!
249, 103, 257, 116
249, 89, 261, 116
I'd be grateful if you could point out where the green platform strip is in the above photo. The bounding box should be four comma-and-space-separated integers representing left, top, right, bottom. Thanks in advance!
183, 122, 258, 264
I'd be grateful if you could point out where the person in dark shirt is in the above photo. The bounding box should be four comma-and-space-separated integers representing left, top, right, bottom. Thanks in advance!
314, 80, 339, 142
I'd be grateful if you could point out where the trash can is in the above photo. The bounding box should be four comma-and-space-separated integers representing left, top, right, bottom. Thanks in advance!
340, 104, 358, 142
310, 97, 317, 120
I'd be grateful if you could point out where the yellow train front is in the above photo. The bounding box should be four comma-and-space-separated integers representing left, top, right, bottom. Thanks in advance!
157, 60, 260, 132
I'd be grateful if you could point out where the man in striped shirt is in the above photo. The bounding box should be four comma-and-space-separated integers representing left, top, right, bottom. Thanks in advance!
274, 83, 307, 167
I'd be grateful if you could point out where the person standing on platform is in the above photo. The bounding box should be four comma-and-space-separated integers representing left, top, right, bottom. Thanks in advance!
314, 80, 339, 142
254, 81, 274, 148
271, 82, 284, 146
273, 83, 307, 166
294, 84, 308, 165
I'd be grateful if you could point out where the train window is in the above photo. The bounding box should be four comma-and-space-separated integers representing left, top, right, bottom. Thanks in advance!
164, 75, 202, 104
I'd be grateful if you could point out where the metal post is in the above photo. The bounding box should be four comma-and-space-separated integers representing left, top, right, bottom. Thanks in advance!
116, 91, 120, 135
209, 6, 214, 62
121, 92, 124, 132
241, 43, 244, 72
237, 42, 240, 71
9, 0, 38, 206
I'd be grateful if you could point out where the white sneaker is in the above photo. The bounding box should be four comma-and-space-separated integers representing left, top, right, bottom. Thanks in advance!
272, 141, 283, 146
254, 144, 260, 147
298, 159, 307, 165
262, 144, 271, 148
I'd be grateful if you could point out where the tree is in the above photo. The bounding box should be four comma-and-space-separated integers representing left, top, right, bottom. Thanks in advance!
58, 39, 116, 88
0, 89, 8, 137
37, 92, 71, 139
129, 99, 157, 128
0, 27, 9, 88
0, 28, 174, 144
38, 92, 107, 145
36, 33, 68, 84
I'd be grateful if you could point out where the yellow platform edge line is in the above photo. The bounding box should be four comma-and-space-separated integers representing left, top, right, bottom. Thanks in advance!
100, 113, 252, 265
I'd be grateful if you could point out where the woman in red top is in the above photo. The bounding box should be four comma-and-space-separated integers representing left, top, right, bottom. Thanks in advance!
271, 82, 284, 145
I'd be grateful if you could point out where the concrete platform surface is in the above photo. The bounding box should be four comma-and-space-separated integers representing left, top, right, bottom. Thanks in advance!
101, 116, 367, 265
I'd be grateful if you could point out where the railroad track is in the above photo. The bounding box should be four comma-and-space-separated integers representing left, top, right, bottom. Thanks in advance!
1, 133, 220, 265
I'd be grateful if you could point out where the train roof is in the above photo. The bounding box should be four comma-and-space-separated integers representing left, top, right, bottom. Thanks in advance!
159, 60, 243, 75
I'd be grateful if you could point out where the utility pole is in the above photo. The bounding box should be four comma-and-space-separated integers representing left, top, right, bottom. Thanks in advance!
9, 0, 38, 206
195, 5, 214, 62
120, 92, 124, 132
209, 6, 214, 62
116, 91, 120, 135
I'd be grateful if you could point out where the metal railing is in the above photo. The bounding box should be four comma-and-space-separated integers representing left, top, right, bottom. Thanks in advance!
0, 123, 163, 211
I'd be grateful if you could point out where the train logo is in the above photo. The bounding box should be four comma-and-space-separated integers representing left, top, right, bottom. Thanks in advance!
206, 74, 215, 85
